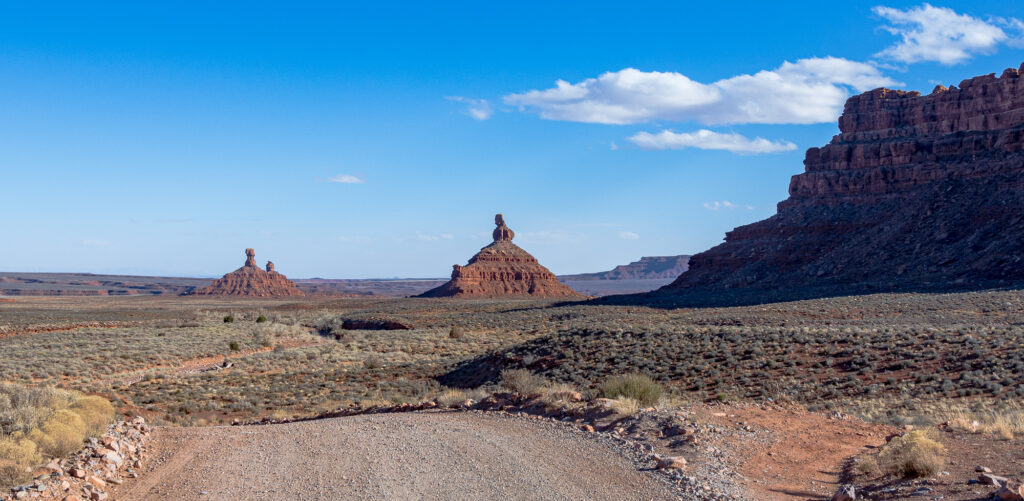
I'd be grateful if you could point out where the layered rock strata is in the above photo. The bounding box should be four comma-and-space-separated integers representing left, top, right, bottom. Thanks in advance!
419, 215, 586, 299
561, 255, 690, 281
664, 64, 1024, 300
188, 249, 304, 297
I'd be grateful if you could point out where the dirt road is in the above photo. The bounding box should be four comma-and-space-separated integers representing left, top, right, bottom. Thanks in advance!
117, 412, 676, 501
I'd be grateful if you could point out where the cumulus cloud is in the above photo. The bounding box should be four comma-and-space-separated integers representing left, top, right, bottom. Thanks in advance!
873, 4, 1024, 65
446, 96, 494, 120
326, 174, 365, 184
629, 129, 796, 154
703, 201, 755, 211
503, 57, 898, 125
618, 231, 640, 240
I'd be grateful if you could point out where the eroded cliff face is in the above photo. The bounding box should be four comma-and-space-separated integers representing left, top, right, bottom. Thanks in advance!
188, 249, 305, 297
664, 64, 1024, 299
419, 215, 586, 299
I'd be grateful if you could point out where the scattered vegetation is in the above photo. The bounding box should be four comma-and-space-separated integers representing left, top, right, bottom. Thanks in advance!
877, 430, 947, 478
500, 369, 547, 395
0, 383, 113, 486
223, 315, 234, 323
256, 315, 267, 323
600, 374, 663, 407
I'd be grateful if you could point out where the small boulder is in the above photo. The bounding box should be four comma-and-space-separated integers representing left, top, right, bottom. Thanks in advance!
655, 456, 687, 470
981, 473, 1010, 486
977, 466, 993, 473
996, 482, 1024, 501
831, 484, 856, 501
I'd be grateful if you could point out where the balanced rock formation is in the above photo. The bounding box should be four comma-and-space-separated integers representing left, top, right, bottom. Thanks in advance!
419, 215, 586, 299
188, 248, 304, 297
561, 255, 690, 281
663, 63, 1024, 302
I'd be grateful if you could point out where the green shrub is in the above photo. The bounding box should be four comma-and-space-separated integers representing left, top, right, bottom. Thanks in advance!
229, 341, 240, 351
256, 315, 267, 323
600, 374, 663, 407
223, 315, 234, 323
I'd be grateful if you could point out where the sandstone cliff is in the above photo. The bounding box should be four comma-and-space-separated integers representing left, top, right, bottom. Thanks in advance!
662, 64, 1024, 302
561, 255, 690, 281
419, 215, 586, 299
187, 249, 304, 297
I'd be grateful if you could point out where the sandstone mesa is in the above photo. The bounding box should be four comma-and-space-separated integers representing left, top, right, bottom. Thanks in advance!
664, 63, 1024, 300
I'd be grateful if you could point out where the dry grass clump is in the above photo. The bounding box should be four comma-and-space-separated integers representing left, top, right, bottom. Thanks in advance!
435, 388, 467, 408
600, 374, 663, 407
0, 384, 113, 487
500, 369, 547, 395
878, 430, 947, 478
609, 396, 641, 417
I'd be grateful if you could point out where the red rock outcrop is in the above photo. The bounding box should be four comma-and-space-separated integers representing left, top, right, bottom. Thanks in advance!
419, 215, 586, 299
188, 249, 304, 297
662, 63, 1024, 301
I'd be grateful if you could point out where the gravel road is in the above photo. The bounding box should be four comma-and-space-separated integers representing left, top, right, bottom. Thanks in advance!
116, 411, 677, 500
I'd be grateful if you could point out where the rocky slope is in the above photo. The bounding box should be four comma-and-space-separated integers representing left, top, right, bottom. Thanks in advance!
561, 255, 690, 281
187, 249, 304, 297
662, 63, 1024, 303
419, 215, 586, 299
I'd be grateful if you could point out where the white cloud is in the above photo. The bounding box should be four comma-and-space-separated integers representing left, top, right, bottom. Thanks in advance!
703, 201, 755, 211
618, 231, 640, 240
446, 96, 494, 120
503, 57, 898, 125
326, 174, 365, 184
629, 129, 797, 154
873, 4, 1023, 65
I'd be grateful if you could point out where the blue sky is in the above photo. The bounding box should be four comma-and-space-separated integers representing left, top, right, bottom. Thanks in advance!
1, 1, 1023, 278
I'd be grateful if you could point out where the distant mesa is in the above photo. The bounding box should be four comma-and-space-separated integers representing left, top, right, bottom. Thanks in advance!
660, 63, 1024, 302
187, 248, 304, 297
560, 255, 690, 281
418, 214, 586, 299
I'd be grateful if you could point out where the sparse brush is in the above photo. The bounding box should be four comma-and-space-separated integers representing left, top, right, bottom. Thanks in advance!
223, 315, 234, 323
878, 430, 947, 478
609, 396, 640, 417
363, 355, 383, 370
256, 315, 267, 323
600, 374, 663, 407
435, 389, 467, 407
499, 368, 547, 395
542, 383, 581, 406
448, 326, 463, 339
854, 456, 879, 476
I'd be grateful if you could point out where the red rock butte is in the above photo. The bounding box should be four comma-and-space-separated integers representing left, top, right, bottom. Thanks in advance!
187, 248, 304, 297
419, 214, 586, 299
662, 63, 1024, 300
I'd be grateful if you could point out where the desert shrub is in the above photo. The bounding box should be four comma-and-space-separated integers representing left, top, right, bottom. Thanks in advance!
229, 341, 240, 351
448, 326, 463, 339
854, 455, 879, 476
500, 369, 547, 395
0, 384, 113, 488
878, 430, 947, 478
542, 383, 580, 406
609, 396, 640, 416
600, 374, 663, 407
0, 437, 39, 487
256, 315, 267, 323
435, 389, 467, 407
364, 355, 383, 370
223, 315, 234, 323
